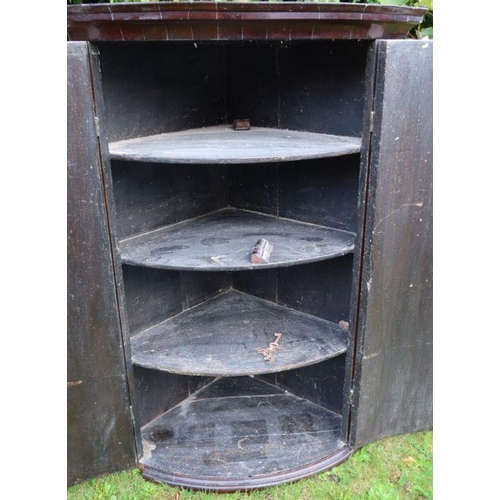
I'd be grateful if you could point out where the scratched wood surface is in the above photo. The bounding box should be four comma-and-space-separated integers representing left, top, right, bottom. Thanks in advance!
67, 3, 426, 42
112, 155, 361, 243
140, 377, 345, 489
131, 289, 348, 377
351, 40, 433, 448
67, 7, 432, 488
226, 42, 369, 137
67, 42, 136, 485
98, 43, 227, 143
120, 208, 355, 271
260, 356, 347, 415
97, 42, 369, 143
233, 256, 353, 324
123, 265, 231, 337
109, 126, 361, 164
112, 161, 228, 241
133, 366, 214, 428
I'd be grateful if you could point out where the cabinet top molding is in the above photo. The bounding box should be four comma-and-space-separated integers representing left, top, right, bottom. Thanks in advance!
67, 2, 426, 42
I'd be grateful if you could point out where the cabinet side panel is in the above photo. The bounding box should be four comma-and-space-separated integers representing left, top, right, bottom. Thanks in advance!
67, 42, 136, 484
351, 40, 433, 447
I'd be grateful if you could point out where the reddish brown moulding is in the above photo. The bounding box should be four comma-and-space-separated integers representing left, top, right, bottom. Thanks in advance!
67, 2, 426, 42
140, 446, 354, 493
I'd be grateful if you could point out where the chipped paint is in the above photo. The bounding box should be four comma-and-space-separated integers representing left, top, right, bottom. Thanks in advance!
67, 380, 83, 387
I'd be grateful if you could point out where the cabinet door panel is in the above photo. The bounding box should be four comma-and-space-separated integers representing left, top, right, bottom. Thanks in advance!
67, 42, 136, 484
351, 40, 433, 447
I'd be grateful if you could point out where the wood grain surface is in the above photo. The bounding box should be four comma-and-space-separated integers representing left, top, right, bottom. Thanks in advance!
140, 377, 346, 489
68, 3, 426, 42
132, 289, 348, 376
351, 40, 433, 447
109, 126, 361, 164
120, 208, 355, 271
67, 42, 136, 484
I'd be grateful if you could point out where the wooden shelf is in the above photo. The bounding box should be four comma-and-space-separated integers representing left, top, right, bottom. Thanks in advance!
140, 376, 348, 490
120, 209, 355, 271
109, 126, 361, 164
131, 290, 349, 377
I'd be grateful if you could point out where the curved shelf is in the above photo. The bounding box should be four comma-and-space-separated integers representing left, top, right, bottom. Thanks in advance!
131, 290, 349, 377
109, 126, 361, 165
140, 376, 351, 491
120, 209, 355, 271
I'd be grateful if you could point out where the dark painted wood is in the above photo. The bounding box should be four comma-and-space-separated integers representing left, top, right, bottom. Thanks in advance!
340, 41, 379, 440
67, 3, 426, 42
122, 266, 182, 337
226, 44, 280, 129
123, 265, 231, 337
120, 208, 355, 271
67, 24, 432, 489
97, 43, 227, 142
142, 445, 352, 492
140, 377, 347, 490
198, 376, 283, 399
133, 367, 214, 428
278, 156, 361, 232
111, 161, 228, 240
278, 42, 369, 137
233, 257, 353, 324
67, 42, 135, 485
131, 290, 348, 377
180, 270, 232, 311
229, 163, 278, 217
86, 43, 144, 461
260, 356, 347, 415
118, 253, 236, 343
112, 154, 360, 244
225, 42, 369, 137
229, 156, 361, 231
232, 268, 278, 303
278, 256, 354, 324
97, 41, 368, 145
351, 40, 433, 448
110, 126, 360, 164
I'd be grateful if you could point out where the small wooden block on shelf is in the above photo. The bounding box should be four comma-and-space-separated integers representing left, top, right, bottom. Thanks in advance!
120, 208, 355, 271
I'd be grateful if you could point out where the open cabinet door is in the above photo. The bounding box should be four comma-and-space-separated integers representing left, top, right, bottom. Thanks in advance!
350, 40, 433, 448
67, 42, 136, 484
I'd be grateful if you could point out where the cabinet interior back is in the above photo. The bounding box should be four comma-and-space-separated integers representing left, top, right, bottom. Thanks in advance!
94, 40, 372, 487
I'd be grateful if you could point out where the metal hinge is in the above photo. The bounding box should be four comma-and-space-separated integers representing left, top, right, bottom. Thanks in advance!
369, 111, 375, 133
94, 115, 101, 137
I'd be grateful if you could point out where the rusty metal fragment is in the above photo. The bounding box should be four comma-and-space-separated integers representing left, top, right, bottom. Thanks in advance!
339, 320, 350, 331
257, 333, 283, 362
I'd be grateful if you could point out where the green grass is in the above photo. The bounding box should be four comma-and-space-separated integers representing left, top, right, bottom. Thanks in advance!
68, 431, 432, 500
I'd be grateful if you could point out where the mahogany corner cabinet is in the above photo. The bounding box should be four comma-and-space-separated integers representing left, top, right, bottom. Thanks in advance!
67, 2, 432, 491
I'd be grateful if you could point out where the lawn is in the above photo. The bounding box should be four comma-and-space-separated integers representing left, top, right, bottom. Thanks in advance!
68, 431, 432, 499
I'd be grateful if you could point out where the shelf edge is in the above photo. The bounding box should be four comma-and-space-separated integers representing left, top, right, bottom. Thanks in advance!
130, 289, 349, 377
140, 444, 353, 492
